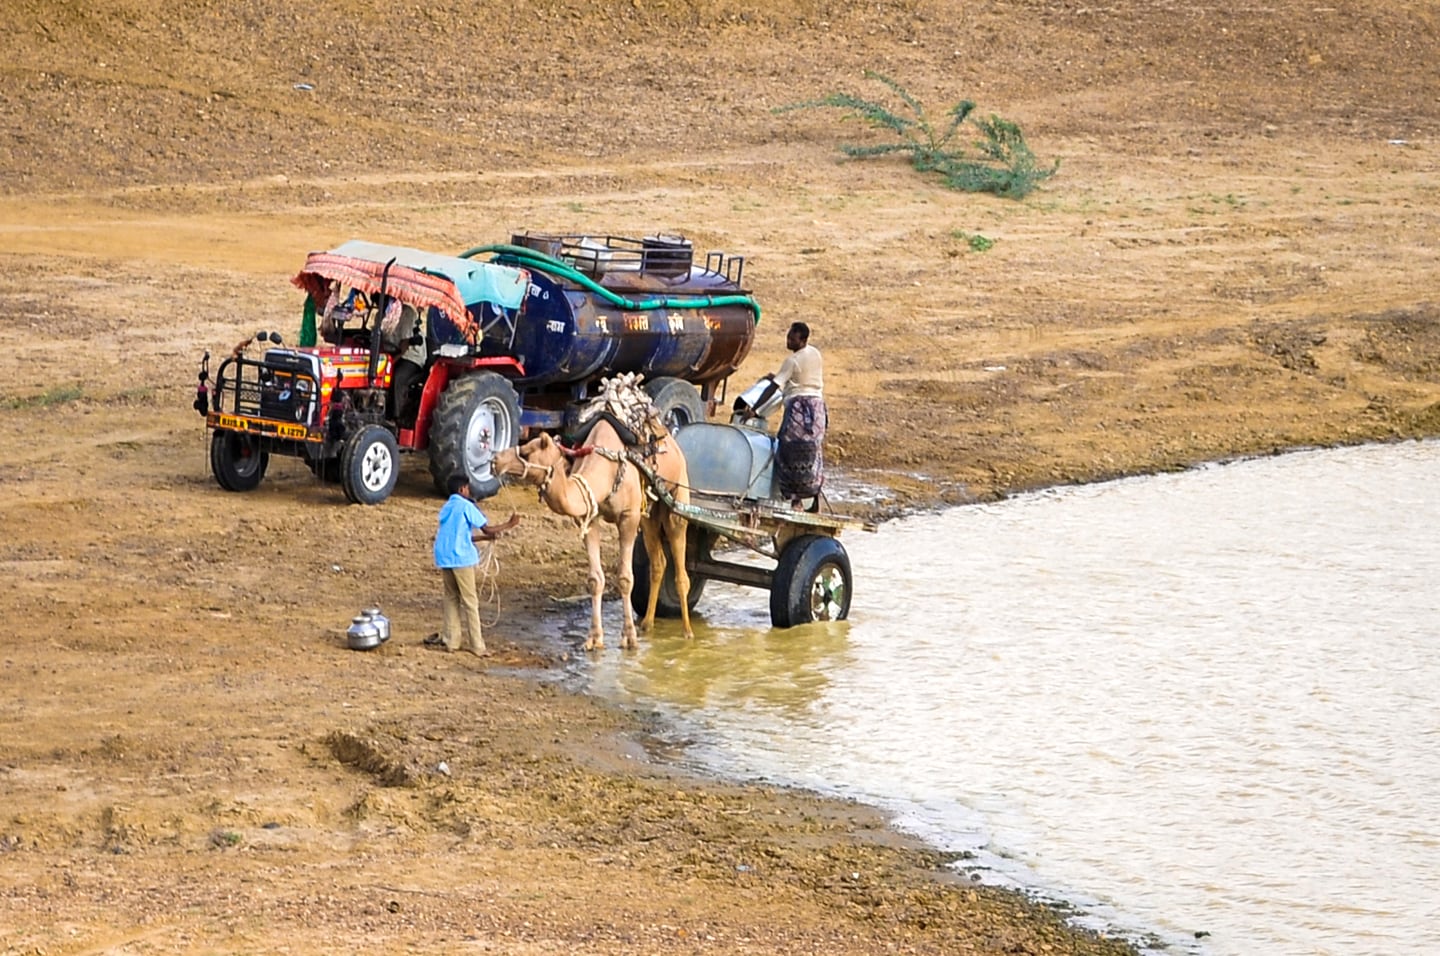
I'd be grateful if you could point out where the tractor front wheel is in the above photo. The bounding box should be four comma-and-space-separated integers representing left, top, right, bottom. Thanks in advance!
428, 372, 521, 499
210, 430, 269, 492
340, 424, 399, 505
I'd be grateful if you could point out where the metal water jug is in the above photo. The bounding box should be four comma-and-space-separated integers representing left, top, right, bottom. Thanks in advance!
362, 606, 391, 643
731, 374, 783, 426
346, 614, 382, 651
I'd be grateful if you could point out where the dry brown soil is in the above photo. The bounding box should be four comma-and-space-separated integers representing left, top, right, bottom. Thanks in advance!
3, 1, 1439, 953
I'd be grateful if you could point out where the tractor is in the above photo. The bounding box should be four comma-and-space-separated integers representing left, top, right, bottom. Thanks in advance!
195, 233, 761, 504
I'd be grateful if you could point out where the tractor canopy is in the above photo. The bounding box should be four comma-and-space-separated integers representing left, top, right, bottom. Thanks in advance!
292, 240, 529, 344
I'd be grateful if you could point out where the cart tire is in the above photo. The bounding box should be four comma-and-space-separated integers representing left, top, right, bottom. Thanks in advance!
769, 534, 851, 627
210, 430, 269, 492
644, 376, 706, 433
428, 371, 521, 499
340, 424, 399, 505
631, 527, 709, 618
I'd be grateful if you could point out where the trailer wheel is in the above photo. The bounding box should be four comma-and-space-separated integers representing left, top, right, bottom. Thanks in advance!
630, 526, 710, 618
210, 430, 269, 492
769, 534, 851, 627
644, 376, 707, 433
428, 372, 521, 499
340, 424, 399, 505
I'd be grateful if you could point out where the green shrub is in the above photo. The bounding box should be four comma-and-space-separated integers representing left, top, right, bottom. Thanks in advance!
952, 230, 996, 253
776, 71, 1059, 200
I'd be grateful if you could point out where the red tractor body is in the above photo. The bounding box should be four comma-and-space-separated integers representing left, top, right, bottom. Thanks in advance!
198, 235, 758, 505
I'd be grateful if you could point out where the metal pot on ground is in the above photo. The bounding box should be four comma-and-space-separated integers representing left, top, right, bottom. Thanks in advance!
346, 613, 383, 651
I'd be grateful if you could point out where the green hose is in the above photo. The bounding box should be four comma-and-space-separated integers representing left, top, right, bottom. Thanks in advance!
458, 242, 761, 325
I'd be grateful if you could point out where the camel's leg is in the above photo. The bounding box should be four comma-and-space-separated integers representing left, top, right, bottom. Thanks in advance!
638, 511, 694, 640
638, 516, 666, 636
667, 511, 694, 640
615, 512, 641, 650
583, 524, 606, 651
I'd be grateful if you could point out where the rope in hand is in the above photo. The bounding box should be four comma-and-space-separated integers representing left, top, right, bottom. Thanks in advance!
475, 540, 503, 628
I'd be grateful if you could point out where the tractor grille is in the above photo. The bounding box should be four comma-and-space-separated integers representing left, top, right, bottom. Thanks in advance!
222, 351, 321, 426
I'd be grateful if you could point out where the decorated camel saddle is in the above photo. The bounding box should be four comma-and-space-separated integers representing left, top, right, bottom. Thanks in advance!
567, 372, 667, 457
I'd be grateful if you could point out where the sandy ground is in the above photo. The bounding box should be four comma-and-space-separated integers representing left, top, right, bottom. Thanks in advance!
2, 1, 1439, 953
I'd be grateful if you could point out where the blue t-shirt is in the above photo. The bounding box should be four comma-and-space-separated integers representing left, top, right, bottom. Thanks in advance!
433, 494, 488, 568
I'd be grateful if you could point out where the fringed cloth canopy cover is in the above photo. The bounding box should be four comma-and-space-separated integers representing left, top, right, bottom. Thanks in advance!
291, 240, 529, 344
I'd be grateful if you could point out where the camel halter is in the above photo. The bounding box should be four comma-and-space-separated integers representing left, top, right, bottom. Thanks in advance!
522, 454, 601, 538
522, 459, 557, 497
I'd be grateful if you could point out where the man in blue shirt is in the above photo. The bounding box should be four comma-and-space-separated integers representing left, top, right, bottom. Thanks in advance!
430, 473, 520, 654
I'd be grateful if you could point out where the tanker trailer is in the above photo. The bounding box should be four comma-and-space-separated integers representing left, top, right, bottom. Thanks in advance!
426, 233, 761, 496
456, 233, 758, 424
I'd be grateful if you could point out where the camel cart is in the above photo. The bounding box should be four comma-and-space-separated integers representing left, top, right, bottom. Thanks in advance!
628, 402, 876, 628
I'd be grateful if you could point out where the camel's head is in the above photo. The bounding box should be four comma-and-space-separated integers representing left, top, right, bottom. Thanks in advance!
494, 433, 566, 486
492, 445, 528, 483
522, 432, 565, 464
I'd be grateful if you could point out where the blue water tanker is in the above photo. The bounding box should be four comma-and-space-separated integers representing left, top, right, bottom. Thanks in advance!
454, 234, 760, 417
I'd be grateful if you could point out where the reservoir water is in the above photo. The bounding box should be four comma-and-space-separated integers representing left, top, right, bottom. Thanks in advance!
567, 440, 1440, 956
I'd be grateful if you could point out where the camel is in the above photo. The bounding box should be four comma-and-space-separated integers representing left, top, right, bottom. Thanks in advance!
494, 406, 693, 651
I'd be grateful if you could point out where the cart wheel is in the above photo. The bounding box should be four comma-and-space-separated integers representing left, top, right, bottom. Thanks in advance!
341, 424, 399, 505
644, 376, 707, 433
770, 534, 851, 628
631, 526, 709, 618
210, 430, 269, 492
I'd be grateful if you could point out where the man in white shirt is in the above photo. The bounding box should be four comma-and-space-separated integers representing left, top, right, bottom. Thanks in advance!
769, 321, 827, 511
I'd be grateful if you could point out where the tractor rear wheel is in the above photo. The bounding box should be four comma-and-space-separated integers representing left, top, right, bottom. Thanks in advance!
644, 376, 707, 433
769, 534, 852, 627
340, 424, 399, 505
210, 430, 269, 492
428, 372, 521, 499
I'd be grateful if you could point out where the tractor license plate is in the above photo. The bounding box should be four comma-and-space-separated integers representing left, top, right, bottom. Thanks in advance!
214, 414, 308, 441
